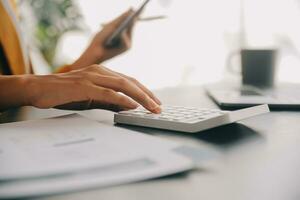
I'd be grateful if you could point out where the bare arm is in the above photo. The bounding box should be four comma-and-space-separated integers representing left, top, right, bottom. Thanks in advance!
0, 9, 161, 113
70, 9, 136, 70
0, 65, 161, 113
0, 75, 30, 111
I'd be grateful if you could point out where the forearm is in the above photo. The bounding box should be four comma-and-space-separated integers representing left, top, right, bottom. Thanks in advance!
0, 75, 31, 111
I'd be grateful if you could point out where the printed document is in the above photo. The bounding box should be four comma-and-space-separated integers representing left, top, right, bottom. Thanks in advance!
0, 114, 193, 198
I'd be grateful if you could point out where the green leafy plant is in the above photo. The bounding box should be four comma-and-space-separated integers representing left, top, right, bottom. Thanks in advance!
19, 0, 85, 68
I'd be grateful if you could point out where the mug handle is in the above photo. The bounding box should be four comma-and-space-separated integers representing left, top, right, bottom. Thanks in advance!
226, 51, 241, 74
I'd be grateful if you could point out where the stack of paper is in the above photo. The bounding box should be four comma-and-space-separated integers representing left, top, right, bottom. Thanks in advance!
0, 114, 194, 199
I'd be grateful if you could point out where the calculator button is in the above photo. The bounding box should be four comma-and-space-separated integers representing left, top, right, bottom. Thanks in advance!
158, 116, 167, 119
118, 113, 132, 116
144, 115, 159, 119
120, 106, 225, 123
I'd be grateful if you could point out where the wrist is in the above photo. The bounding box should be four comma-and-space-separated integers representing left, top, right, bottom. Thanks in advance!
0, 75, 37, 110
19, 74, 38, 106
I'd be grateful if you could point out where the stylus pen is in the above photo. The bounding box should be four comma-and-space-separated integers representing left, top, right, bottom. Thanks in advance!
101, 15, 167, 27
138, 15, 167, 21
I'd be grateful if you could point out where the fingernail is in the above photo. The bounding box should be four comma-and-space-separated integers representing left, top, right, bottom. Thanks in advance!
150, 103, 161, 114
153, 106, 162, 114
145, 97, 161, 113
154, 97, 162, 105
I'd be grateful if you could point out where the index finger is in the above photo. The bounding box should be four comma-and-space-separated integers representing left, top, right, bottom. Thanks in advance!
108, 9, 134, 29
102, 67, 162, 105
90, 74, 161, 114
88, 67, 161, 113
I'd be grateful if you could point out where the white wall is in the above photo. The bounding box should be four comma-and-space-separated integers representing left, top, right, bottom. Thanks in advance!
58, 0, 300, 89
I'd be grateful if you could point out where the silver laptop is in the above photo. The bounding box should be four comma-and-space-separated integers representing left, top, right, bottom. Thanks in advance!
206, 84, 300, 109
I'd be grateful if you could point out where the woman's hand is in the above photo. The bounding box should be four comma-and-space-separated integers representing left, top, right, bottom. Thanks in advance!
25, 65, 161, 113
71, 9, 136, 70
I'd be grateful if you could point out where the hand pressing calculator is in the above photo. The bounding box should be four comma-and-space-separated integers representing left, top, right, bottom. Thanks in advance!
114, 104, 270, 133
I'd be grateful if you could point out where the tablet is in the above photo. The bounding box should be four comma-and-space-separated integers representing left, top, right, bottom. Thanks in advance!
105, 0, 151, 48
206, 84, 300, 110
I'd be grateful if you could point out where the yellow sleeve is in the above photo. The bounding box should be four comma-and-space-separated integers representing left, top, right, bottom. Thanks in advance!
54, 65, 73, 73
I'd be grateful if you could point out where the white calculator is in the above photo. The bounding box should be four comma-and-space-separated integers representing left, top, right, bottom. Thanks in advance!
114, 104, 270, 133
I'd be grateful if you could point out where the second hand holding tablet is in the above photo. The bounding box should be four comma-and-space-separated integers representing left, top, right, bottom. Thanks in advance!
104, 0, 151, 48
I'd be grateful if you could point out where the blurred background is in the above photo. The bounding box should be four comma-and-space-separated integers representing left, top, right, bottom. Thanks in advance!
17, 0, 300, 89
